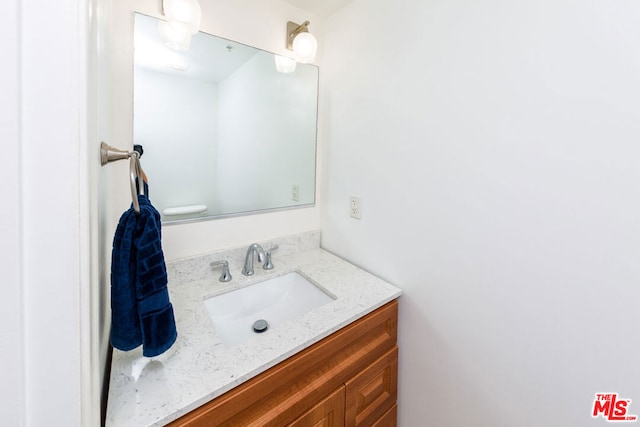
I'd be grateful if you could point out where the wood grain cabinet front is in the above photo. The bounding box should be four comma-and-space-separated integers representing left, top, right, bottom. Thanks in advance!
287, 386, 346, 427
345, 347, 398, 427
371, 405, 397, 427
168, 300, 399, 427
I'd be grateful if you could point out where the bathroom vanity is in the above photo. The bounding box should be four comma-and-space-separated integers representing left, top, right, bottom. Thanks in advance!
105, 232, 401, 426
169, 301, 398, 426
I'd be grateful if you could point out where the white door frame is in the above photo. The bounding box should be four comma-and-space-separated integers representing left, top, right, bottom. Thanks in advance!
1, 0, 98, 425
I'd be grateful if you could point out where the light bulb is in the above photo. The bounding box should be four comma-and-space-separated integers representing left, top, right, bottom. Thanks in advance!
292, 32, 317, 64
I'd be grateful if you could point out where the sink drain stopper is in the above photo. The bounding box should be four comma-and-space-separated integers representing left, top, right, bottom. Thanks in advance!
252, 319, 269, 333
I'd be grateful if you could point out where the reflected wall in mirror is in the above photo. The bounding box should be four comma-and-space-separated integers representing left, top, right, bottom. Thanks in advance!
133, 13, 318, 223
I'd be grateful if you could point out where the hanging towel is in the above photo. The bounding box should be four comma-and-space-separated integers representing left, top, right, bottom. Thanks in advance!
110, 194, 177, 357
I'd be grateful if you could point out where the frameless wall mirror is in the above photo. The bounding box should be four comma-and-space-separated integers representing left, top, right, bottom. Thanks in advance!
133, 13, 318, 223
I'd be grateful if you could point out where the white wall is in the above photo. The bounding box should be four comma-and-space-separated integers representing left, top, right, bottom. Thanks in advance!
217, 51, 317, 213
0, 0, 24, 424
321, 1, 640, 426
1, 0, 98, 425
134, 68, 219, 216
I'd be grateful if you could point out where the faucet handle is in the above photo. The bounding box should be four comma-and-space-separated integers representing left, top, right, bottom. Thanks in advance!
263, 245, 279, 270
210, 260, 232, 282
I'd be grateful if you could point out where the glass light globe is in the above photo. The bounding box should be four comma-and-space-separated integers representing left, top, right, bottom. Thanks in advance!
163, 0, 202, 35
292, 32, 317, 64
158, 20, 192, 51
275, 55, 297, 73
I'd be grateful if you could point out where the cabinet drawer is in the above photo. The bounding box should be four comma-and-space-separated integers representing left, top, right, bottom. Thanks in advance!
345, 346, 398, 427
371, 404, 397, 427
287, 386, 346, 427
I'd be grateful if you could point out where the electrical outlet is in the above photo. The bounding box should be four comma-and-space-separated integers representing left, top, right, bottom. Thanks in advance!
292, 184, 300, 202
350, 196, 361, 219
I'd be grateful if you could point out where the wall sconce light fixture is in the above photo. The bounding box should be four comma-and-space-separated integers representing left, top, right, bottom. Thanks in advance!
160, 0, 202, 51
286, 20, 317, 64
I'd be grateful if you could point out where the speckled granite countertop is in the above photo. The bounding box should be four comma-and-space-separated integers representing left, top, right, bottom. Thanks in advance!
105, 231, 402, 427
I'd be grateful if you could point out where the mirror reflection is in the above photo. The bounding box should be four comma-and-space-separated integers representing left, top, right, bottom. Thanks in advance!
133, 14, 318, 223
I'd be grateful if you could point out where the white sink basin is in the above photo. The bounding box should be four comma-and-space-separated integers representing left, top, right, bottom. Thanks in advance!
203, 272, 335, 346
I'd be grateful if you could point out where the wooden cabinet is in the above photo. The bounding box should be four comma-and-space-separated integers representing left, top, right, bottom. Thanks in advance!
371, 405, 397, 427
288, 386, 345, 427
168, 300, 399, 427
345, 347, 398, 427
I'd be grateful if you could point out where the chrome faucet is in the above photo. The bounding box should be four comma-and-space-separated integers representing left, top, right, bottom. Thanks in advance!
242, 243, 266, 276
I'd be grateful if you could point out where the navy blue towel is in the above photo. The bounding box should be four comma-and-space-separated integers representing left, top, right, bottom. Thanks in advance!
110, 194, 177, 357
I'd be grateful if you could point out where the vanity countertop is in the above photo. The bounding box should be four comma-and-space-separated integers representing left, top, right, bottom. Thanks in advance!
105, 245, 402, 427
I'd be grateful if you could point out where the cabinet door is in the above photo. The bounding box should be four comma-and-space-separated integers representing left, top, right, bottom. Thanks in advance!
288, 386, 346, 427
345, 346, 398, 427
